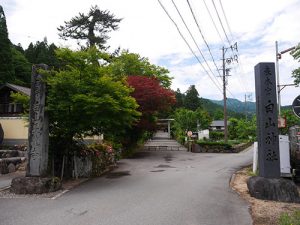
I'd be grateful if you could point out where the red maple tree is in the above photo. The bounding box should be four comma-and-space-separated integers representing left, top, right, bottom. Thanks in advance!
127, 76, 175, 113
127, 75, 176, 130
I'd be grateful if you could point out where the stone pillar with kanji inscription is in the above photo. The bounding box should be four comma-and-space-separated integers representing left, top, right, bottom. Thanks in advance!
254, 62, 280, 178
26, 64, 49, 177
246, 62, 300, 203
10, 64, 62, 194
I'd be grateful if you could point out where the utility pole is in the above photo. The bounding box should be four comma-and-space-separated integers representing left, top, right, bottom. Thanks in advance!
275, 41, 296, 116
244, 94, 247, 120
221, 43, 238, 143
222, 46, 228, 143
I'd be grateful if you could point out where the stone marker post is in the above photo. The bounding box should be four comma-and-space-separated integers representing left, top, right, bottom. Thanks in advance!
26, 64, 49, 177
11, 64, 61, 194
254, 62, 280, 178
247, 62, 300, 203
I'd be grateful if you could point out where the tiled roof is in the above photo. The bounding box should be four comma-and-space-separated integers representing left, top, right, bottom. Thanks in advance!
210, 120, 225, 127
2, 83, 31, 96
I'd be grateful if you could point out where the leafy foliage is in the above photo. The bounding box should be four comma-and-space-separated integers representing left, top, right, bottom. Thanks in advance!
172, 108, 212, 138
0, 5, 14, 84
10, 92, 30, 115
58, 5, 121, 49
11, 47, 31, 86
174, 88, 184, 108
25, 39, 60, 69
127, 75, 175, 131
110, 51, 172, 88
196, 141, 233, 150
291, 44, 300, 86
280, 108, 300, 134
228, 117, 256, 141
184, 85, 201, 110
46, 47, 140, 145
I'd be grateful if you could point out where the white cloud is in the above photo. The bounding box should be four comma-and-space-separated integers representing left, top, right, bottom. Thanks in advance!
2, 0, 300, 106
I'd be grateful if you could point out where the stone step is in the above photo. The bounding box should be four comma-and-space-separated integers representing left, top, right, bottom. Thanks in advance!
0, 150, 26, 158
0, 157, 26, 164
0, 157, 26, 174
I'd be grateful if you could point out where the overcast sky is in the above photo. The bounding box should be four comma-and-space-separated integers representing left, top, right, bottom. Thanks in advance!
2, 0, 299, 105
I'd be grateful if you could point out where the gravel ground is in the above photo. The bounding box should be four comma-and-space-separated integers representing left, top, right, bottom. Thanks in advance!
231, 167, 300, 225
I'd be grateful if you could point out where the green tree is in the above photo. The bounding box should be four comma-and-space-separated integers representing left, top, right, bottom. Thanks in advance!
236, 117, 256, 140
25, 39, 60, 69
213, 109, 224, 120
291, 44, 300, 86
58, 5, 121, 49
109, 50, 172, 88
173, 108, 197, 137
0, 5, 14, 84
184, 85, 201, 111
280, 108, 300, 134
46, 47, 140, 150
11, 47, 31, 86
228, 118, 239, 139
195, 108, 212, 130
174, 88, 185, 108
172, 108, 211, 138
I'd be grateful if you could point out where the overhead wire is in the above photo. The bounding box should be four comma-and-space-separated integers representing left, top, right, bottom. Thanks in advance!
171, 0, 222, 89
186, 0, 237, 101
211, 0, 231, 46
157, 0, 223, 96
202, 0, 224, 45
217, 0, 251, 93
186, 0, 221, 78
218, 0, 234, 42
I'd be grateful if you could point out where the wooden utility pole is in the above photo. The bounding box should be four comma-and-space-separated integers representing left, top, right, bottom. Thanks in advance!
222, 47, 228, 143
221, 43, 238, 143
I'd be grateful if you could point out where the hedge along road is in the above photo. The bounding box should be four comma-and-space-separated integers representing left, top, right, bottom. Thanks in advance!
0, 147, 253, 225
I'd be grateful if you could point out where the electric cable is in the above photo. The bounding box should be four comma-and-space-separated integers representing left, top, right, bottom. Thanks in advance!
158, 0, 223, 96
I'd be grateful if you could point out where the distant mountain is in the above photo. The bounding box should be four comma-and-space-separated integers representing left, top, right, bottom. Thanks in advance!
210, 98, 256, 115
200, 98, 244, 118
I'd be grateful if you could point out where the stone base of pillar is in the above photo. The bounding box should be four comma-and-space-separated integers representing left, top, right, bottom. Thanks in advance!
247, 176, 300, 203
11, 176, 62, 194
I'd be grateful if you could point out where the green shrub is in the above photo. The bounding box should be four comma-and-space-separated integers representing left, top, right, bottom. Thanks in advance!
279, 210, 300, 225
196, 140, 232, 150
79, 142, 117, 177
209, 131, 224, 140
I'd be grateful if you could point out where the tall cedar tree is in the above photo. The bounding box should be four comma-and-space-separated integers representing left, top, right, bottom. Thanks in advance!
25, 39, 60, 69
127, 76, 176, 131
58, 5, 121, 49
0, 5, 14, 84
184, 85, 201, 111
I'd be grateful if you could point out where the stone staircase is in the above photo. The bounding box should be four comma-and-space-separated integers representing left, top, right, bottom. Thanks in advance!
0, 149, 26, 174
143, 131, 187, 151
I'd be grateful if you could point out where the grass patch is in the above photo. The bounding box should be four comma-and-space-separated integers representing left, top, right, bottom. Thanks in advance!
245, 166, 258, 176
279, 210, 300, 225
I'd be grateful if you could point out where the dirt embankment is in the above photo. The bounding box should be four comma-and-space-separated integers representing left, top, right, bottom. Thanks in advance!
230, 167, 300, 225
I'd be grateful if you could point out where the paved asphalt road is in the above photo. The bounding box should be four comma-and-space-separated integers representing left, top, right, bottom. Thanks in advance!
0, 148, 253, 225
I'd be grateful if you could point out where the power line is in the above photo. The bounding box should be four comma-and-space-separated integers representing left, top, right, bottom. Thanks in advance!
171, 0, 222, 89
202, 0, 224, 44
186, 0, 221, 78
211, 0, 231, 46
218, 0, 234, 42
157, 0, 223, 95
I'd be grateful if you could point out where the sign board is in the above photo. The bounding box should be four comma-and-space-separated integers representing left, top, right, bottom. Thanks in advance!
187, 131, 193, 137
278, 116, 286, 128
292, 95, 300, 118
